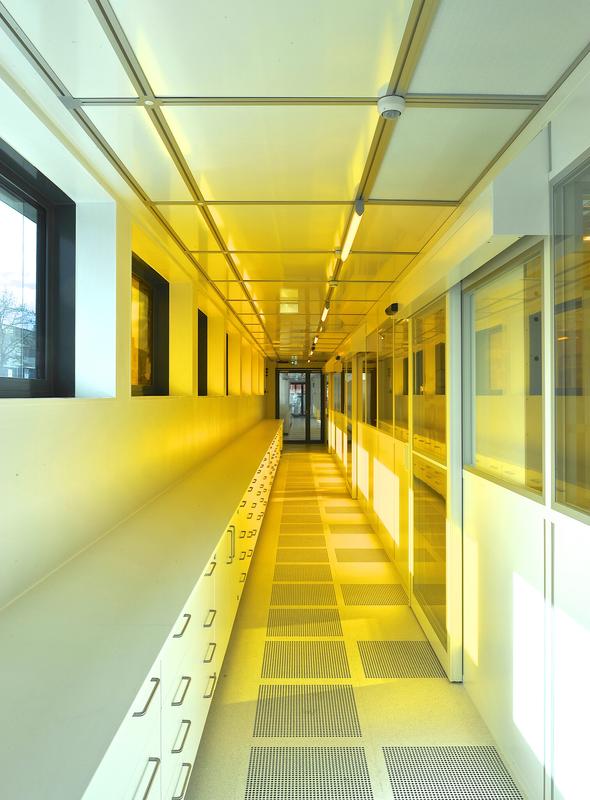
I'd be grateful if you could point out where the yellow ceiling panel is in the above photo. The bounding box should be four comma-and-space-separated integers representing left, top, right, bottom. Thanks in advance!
354, 205, 454, 253
163, 106, 378, 201
85, 108, 192, 201
371, 108, 531, 201
3, 0, 136, 97
231, 253, 335, 282
192, 253, 234, 281
331, 282, 389, 303
329, 300, 375, 315
338, 252, 415, 283
110, 0, 412, 96
242, 282, 327, 303
214, 281, 249, 302
211, 205, 349, 251
157, 205, 221, 250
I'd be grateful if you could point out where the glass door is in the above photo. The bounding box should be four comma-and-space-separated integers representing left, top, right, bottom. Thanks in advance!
277, 370, 324, 443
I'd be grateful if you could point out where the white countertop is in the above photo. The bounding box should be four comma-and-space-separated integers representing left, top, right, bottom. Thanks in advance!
0, 419, 281, 800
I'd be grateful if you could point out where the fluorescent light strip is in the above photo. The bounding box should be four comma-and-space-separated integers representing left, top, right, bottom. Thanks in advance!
320, 303, 330, 323
341, 198, 365, 262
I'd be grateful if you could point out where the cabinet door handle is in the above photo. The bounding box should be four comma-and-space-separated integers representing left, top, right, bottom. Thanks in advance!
172, 676, 191, 707
203, 608, 216, 628
137, 757, 160, 800
239, 529, 246, 538
251, 502, 257, 508
173, 613, 191, 639
133, 677, 159, 717
205, 560, 216, 577
247, 549, 253, 558
172, 762, 192, 800
171, 720, 191, 754
247, 512, 253, 519
203, 673, 217, 699
239, 572, 246, 583
226, 524, 235, 563
240, 500, 246, 508
239, 551, 246, 560
204, 641, 217, 663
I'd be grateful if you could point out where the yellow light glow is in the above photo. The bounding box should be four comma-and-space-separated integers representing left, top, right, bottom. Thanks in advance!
341, 199, 364, 261
357, 445, 369, 499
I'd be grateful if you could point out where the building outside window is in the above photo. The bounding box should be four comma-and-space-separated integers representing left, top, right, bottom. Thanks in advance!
131, 255, 169, 396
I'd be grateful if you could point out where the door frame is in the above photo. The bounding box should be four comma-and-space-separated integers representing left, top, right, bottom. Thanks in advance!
275, 368, 325, 444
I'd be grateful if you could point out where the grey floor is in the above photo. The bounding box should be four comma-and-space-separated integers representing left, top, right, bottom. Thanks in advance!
186, 449, 523, 800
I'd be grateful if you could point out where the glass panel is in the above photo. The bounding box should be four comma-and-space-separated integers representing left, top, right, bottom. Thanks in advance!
412, 298, 446, 463
310, 372, 322, 442
278, 371, 307, 441
363, 329, 378, 427
344, 359, 353, 487
413, 454, 447, 649
377, 319, 393, 432
394, 319, 409, 441
0, 185, 39, 380
465, 246, 543, 492
131, 275, 153, 388
554, 165, 590, 513
333, 372, 342, 412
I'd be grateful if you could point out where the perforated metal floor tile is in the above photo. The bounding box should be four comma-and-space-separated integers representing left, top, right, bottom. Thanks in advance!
267, 608, 343, 637
245, 747, 374, 800
253, 685, 361, 737
278, 534, 326, 548
273, 564, 333, 582
280, 523, 325, 535
335, 548, 389, 562
324, 505, 359, 514
340, 584, 408, 605
358, 641, 446, 678
383, 746, 523, 799
277, 548, 329, 563
282, 514, 322, 523
329, 524, 375, 535
270, 583, 337, 607
261, 641, 351, 678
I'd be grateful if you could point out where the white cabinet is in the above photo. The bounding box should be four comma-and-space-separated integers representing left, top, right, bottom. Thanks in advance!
83, 428, 281, 800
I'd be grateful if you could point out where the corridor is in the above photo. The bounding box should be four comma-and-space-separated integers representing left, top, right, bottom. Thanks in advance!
187, 448, 521, 800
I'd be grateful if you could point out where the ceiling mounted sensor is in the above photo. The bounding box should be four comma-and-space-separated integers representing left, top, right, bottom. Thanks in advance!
377, 94, 406, 120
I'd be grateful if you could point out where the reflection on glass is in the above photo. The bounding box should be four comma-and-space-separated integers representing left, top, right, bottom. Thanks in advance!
333, 372, 342, 413
554, 164, 590, 513
131, 275, 153, 388
412, 299, 446, 463
377, 319, 393, 432
344, 359, 353, 486
464, 246, 543, 492
0, 185, 39, 380
413, 454, 447, 649
278, 371, 307, 441
394, 320, 409, 441
310, 371, 322, 442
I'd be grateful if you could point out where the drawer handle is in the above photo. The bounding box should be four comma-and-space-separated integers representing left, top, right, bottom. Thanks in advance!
133, 677, 160, 717
240, 500, 246, 508
171, 720, 191, 754
239, 572, 246, 583
251, 502, 257, 508
239, 551, 246, 561
247, 549, 253, 558
203, 608, 216, 628
137, 757, 160, 800
204, 560, 216, 577
247, 512, 253, 519
172, 675, 191, 707
247, 487, 253, 493
204, 641, 217, 663
173, 613, 191, 639
172, 762, 192, 800
239, 529, 246, 538
203, 673, 217, 699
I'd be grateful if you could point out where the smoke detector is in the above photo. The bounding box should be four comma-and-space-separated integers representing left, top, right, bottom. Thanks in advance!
377, 94, 406, 120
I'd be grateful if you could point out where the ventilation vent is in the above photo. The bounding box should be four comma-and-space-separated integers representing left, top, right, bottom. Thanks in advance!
358, 641, 446, 678
267, 608, 342, 637
245, 747, 374, 800
270, 583, 337, 607
383, 746, 523, 799
335, 548, 389, 562
253, 685, 361, 737
277, 548, 329, 563
261, 641, 350, 678
273, 564, 333, 582
329, 524, 375, 535
340, 584, 408, 606
278, 534, 326, 548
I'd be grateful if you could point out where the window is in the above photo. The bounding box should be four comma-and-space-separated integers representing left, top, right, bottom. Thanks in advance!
225, 332, 229, 396
362, 329, 377, 427
197, 309, 208, 396
131, 255, 169, 396
554, 162, 590, 514
377, 319, 393, 432
412, 298, 446, 464
332, 372, 342, 412
463, 244, 543, 493
394, 320, 409, 441
0, 138, 74, 398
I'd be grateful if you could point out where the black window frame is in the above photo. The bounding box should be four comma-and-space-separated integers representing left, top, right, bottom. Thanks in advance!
0, 137, 75, 398
197, 308, 208, 396
131, 254, 169, 396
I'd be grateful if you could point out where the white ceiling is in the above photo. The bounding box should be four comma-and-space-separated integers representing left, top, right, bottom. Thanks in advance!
1, 0, 589, 359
